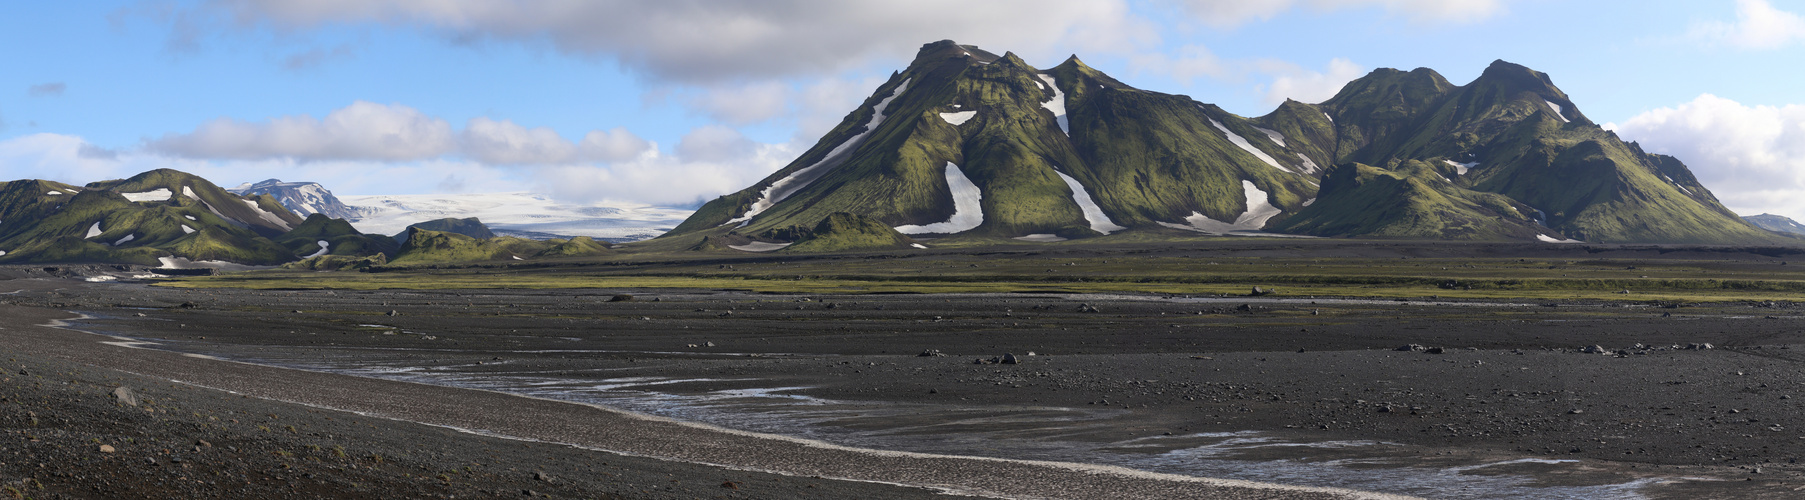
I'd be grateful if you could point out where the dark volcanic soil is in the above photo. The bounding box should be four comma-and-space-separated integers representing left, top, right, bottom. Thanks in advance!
9, 271, 1805, 498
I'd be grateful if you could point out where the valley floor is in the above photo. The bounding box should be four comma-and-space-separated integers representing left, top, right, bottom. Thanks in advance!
6, 244, 1805, 498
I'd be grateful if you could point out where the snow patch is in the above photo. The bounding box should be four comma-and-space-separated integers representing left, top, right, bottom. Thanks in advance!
46, 191, 62, 196
85, 222, 102, 239
1323, 112, 1334, 123
1206, 116, 1284, 171
241, 199, 295, 229
157, 257, 270, 271
1253, 126, 1287, 147
1294, 153, 1320, 174
113, 234, 135, 246
1036, 74, 1069, 135
511, 255, 524, 261
1055, 171, 1125, 235
939, 110, 976, 126
728, 78, 912, 226
909, 243, 927, 249
181, 225, 195, 234
1302, 198, 1317, 207
121, 189, 173, 202
894, 163, 984, 235
183, 215, 197, 221
0, 250, 7, 256
181, 186, 198, 199
1544, 100, 1570, 123
1158, 181, 1282, 234
1536, 234, 1583, 244
303, 240, 331, 259
84, 276, 117, 282
1012, 234, 1067, 242
728, 242, 792, 252
1443, 160, 1478, 176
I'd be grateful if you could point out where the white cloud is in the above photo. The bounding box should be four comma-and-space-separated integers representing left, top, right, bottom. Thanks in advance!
1176, 0, 1508, 27
673, 125, 757, 163
184, 0, 1155, 82
533, 140, 796, 206
1609, 94, 1805, 220
461, 117, 578, 165
146, 101, 654, 166
1128, 44, 1231, 85
577, 128, 653, 163
1255, 58, 1365, 106
146, 101, 457, 161
688, 82, 791, 125
1690, 0, 1805, 49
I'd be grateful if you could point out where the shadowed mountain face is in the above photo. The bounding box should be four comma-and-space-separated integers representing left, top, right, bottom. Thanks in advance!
666, 41, 1779, 246
1745, 214, 1805, 236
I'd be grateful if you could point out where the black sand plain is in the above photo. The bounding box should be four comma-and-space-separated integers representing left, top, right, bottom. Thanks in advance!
6, 239, 1805, 498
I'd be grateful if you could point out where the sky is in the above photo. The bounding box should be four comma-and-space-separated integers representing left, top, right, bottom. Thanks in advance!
4, 1, 1805, 219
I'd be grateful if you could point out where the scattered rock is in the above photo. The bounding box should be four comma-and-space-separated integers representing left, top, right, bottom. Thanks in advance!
386, 310, 399, 317
178, 302, 199, 309
1581, 345, 1608, 354
705, 342, 716, 347
918, 349, 944, 357
1250, 286, 1274, 296
534, 471, 551, 482
112, 386, 139, 407
1000, 353, 1019, 364
1568, 409, 1584, 414
1424, 346, 1446, 354
1688, 343, 1715, 350
608, 294, 634, 302
1077, 303, 1100, 313
1235, 304, 1254, 312
99, 445, 116, 453
1396, 344, 1425, 352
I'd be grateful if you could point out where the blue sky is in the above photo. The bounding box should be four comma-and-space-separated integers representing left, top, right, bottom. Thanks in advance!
5, 1, 1805, 219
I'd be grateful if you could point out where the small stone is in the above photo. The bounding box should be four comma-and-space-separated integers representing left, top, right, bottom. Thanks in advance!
705, 342, 716, 347
534, 471, 551, 482
1001, 353, 1019, 364
99, 445, 116, 453
608, 294, 634, 302
1396, 344, 1424, 352
1569, 409, 1584, 414
1424, 346, 1446, 354
112, 386, 139, 407
387, 310, 399, 316
918, 349, 944, 357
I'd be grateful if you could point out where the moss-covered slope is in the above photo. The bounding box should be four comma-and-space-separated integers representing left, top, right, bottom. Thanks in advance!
394, 217, 495, 242
388, 228, 549, 265
0, 174, 304, 265
783, 212, 919, 253
1272, 161, 1551, 240
275, 214, 400, 257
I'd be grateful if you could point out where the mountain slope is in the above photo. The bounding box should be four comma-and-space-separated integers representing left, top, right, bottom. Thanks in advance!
230, 179, 372, 220
1745, 214, 1805, 236
666, 40, 1329, 245
665, 42, 1777, 246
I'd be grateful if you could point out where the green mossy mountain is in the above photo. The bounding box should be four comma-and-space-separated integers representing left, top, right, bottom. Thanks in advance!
664, 41, 1780, 245
1745, 214, 1805, 236
276, 214, 400, 257
1272, 161, 1547, 240
0, 169, 400, 265
535, 236, 612, 258
784, 212, 920, 253
394, 217, 495, 243
388, 228, 550, 266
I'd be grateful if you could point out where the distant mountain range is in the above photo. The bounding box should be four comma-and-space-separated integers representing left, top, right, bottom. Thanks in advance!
1745, 213, 1805, 236
230, 179, 373, 220
662, 40, 1785, 249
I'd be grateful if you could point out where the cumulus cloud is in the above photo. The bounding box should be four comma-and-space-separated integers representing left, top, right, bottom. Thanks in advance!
146, 101, 457, 161
1690, 0, 1805, 49
144, 101, 657, 166
533, 139, 796, 206
179, 0, 1154, 82
28, 82, 66, 97
1176, 0, 1509, 27
1127, 44, 1230, 85
1608, 94, 1805, 219
688, 82, 791, 125
674, 125, 757, 163
1255, 58, 1365, 106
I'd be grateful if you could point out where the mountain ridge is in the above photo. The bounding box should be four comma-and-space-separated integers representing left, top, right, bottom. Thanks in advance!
662, 40, 1782, 248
